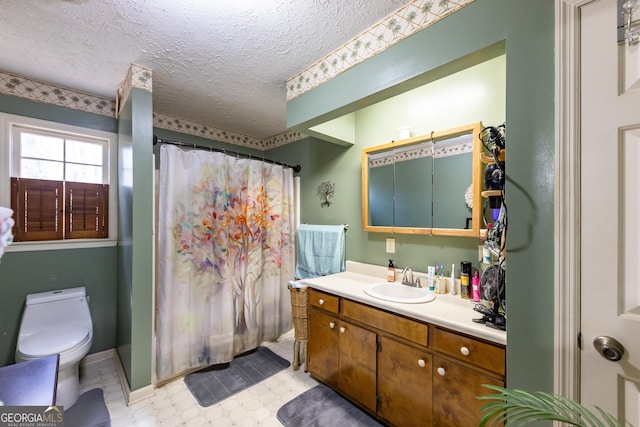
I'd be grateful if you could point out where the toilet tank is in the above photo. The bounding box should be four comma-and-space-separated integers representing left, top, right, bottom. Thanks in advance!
25, 287, 87, 305
19, 287, 92, 335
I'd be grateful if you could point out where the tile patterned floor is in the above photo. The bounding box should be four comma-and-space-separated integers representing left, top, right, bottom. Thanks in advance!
79, 329, 318, 426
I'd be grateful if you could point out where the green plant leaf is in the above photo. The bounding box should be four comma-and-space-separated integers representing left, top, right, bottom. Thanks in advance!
478, 385, 625, 427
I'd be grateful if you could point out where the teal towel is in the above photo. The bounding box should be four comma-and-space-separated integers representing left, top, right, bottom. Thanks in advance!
295, 224, 345, 279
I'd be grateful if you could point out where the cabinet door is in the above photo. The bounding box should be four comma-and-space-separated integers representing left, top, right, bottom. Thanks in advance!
433, 356, 504, 427
378, 336, 432, 427
338, 320, 377, 413
308, 308, 339, 387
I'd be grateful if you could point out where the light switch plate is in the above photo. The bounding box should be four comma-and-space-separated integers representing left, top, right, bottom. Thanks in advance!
386, 238, 395, 253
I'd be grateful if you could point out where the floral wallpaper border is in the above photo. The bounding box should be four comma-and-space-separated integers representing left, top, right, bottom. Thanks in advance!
153, 112, 308, 150
0, 70, 116, 117
369, 139, 473, 168
0, 69, 307, 150
117, 63, 153, 117
286, 0, 475, 100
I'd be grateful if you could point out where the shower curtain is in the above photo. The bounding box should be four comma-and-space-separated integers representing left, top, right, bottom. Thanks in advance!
156, 145, 294, 382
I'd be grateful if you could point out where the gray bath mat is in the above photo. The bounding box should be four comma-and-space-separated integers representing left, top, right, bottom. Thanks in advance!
64, 388, 111, 427
277, 384, 384, 427
184, 346, 290, 407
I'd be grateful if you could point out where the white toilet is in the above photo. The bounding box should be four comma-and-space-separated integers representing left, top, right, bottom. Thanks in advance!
16, 287, 94, 409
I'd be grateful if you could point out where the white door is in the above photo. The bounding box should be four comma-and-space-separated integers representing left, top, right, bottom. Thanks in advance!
581, 0, 640, 424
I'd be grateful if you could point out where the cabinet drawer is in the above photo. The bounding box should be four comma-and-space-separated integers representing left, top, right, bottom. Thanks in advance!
432, 327, 505, 376
341, 299, 428, 347
308, 288, 339, 314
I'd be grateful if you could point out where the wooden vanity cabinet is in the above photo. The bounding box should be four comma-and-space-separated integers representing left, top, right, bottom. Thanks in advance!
342, 297, 432, 426
307, 289, 377, 412
378, 336, 432, 427
432, 356, 503, 427
432, 326, 505, 426
337, 320, 377, 411
307, 308, 339, 387
307, 288, 505, 427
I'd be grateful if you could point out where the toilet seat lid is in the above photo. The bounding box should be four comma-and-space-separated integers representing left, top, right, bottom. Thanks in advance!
19, 325, 90, 357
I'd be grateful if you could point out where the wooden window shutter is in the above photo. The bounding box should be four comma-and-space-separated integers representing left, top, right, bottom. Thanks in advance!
11, 177, 64, 241
66, 181, 108, 239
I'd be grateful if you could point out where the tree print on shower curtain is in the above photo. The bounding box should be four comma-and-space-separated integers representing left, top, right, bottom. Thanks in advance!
156, 145, 294, 382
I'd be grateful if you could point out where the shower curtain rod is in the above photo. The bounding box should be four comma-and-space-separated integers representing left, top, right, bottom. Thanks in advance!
153, 135, 302, 174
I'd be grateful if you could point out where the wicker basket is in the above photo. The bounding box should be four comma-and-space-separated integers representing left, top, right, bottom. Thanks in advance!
288, 284, 308, 341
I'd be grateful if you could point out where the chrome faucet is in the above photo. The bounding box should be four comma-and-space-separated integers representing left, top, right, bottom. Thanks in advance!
401, 267, 417, 287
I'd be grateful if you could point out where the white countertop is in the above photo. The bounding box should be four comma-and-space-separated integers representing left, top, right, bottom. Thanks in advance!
301, 261, 507, 346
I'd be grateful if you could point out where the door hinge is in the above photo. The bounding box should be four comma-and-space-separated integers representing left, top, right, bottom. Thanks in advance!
377, 341, 382, 352
577, 331, 582, 350
376, 395, 381, 411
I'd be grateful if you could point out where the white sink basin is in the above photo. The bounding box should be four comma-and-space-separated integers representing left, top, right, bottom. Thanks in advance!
363, 282, 436, 304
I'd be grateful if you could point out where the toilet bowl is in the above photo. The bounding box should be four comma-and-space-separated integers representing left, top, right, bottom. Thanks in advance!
16, 287, 93, 409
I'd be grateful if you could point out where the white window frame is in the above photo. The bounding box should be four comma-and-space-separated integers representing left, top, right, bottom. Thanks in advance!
0, 113, 118, 251
11, 125, 109, 185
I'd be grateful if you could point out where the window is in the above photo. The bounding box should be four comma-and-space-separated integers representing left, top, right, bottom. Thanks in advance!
13, 127, 108, 184
1, 115, 117, 247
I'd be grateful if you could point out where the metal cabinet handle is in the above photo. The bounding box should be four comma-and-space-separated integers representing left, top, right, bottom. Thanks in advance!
329, 322, 335, 329
319, 299, 324, 305
418, 359, 426, 368
593, 336, 625, 362
437, 367, 446, 376
460, 346, 470, 356
339, 326, 346, 333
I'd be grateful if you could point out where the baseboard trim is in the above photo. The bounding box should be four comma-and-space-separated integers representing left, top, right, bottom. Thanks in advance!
111, 349, 155, 406
81, 349, 115, 367
127, 384, 155, 406
82, 348, 155, 406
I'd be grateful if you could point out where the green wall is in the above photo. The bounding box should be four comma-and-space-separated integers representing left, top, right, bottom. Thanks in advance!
117, 88, 154, 391
360, 54, 506, 246
0, 248, 117, 367
0, 0, 554, 401
354, 54, 506, 145
0, 93, 116, 134
117, 96, 134, 384
283, 0, 555, 396
271, 54, 506, 274
0, 96, 119, 367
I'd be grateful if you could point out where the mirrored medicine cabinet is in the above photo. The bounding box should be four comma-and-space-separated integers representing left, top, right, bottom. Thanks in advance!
361, 121, 483, 237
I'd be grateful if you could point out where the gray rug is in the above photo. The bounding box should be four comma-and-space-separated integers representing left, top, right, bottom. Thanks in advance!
64, 388, 111, 427
184, 346, 290, 407
277, 384, 385, 427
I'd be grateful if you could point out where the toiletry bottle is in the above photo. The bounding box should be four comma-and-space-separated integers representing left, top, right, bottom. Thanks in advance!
460, 261, 471, 299
387, 260, 395, 282
482, 245, 491, 265
427, 265, 435, 292
449, 263, 457, 295
472, 271, 481, 302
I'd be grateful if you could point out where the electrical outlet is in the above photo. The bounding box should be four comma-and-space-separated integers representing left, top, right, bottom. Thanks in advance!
386, 238, 395, 254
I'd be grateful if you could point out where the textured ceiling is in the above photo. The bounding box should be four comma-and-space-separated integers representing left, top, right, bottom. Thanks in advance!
0, 0, 409, 139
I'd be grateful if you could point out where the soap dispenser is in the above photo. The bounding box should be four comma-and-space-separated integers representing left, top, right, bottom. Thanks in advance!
387, 260, 395, 282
